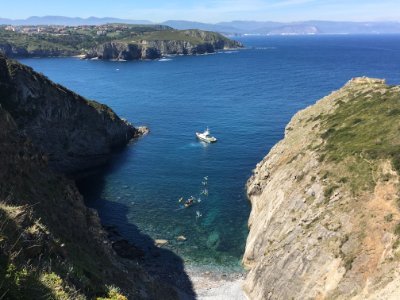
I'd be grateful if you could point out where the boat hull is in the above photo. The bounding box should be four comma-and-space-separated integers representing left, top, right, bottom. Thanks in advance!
196, 132, 217, 143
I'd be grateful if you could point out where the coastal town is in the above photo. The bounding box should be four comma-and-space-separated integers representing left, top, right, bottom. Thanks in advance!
2, 23, 166, 37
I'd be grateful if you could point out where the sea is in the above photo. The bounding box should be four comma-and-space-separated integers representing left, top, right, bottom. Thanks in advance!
20, 34, 400, 274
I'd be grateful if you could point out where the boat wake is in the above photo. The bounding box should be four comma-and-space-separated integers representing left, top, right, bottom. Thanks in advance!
254, 47, 277, 50
181, 142, 209, 149
221, 51, 239, 54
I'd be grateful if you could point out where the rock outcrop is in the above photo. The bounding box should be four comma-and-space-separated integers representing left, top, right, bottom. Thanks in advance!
244, 78, 400, 299
0, 54, 138, 175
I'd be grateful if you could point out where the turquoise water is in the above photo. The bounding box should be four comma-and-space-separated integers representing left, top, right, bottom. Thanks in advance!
20, 35, 400, 272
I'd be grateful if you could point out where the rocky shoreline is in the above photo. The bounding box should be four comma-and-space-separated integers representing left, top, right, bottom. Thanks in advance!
102, 223, 248, 299
189, 268, 246, 300
82, 37, 243, 61
0, 43, 243, 61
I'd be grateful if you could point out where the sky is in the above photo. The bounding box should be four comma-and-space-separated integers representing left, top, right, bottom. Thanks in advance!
2, 0, 400, 23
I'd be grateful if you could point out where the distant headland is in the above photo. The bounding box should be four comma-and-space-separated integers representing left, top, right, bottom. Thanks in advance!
0, 24, 243, 60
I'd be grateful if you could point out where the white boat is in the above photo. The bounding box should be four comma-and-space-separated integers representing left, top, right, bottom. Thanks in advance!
196, 128, 217, 143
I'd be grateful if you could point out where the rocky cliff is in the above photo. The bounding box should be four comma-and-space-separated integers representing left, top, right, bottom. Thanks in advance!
0, 56, 184, 299
0, 27, 243, 60
0, 43, 77, 57
244, 78, 400, 299
0, 54, 139, 175
84, 30, 243, 60
0, 104, 179, 299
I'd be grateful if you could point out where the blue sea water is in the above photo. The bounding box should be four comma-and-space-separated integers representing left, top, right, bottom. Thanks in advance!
20, 35, 400, 272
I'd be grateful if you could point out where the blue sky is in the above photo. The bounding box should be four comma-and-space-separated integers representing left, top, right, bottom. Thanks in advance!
3, 0, 400, 22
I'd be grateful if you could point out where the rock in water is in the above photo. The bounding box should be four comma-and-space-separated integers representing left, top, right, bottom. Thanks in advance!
206, 231, 220, 249
137, 126, 150, 135
155, 239, 169, 247
176, 235, 187, 241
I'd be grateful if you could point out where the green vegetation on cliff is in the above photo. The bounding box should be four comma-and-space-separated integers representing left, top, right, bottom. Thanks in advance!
128, 29, 235, 44
320, 84, 400, 169
316, 79, 400, 194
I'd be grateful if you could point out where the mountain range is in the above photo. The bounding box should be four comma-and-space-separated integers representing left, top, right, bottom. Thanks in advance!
1, 16, 400, 35
0, 16, 152, 26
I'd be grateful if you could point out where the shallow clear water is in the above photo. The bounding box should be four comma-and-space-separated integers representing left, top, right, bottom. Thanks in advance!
20, 35, 400, 272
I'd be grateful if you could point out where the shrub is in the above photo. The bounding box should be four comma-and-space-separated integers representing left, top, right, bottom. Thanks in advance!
97, 286, 128, 300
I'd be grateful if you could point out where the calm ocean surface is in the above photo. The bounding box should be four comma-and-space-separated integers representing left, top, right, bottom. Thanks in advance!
20, 35, 400, 272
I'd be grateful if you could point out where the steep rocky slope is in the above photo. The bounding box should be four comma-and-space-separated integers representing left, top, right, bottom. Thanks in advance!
244, 78, 400, 299
0, 105, 178, 299
0, 54, 138, 175
0, 56, 184, 299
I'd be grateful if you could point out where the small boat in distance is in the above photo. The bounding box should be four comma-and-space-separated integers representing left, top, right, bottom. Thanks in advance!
196, 127, 217, 143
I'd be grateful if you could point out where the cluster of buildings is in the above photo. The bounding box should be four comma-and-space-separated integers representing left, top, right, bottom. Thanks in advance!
4, 25, 70, 34
2, 24, 131, 36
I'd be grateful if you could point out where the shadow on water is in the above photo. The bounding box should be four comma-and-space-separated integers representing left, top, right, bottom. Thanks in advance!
76, 144, 196, 299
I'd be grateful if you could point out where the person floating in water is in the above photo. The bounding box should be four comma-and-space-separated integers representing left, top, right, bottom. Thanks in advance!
177, 196, 196, 208
177, 176, 209, 209
184, 196, 196, 208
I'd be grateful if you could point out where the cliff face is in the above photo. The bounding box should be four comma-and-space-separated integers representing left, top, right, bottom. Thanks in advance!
85, 31, 243, 60
0, 56, 183, 299
0, 54, 138, 175
244, 78, 400, 299
0, 105, 178, 299
0, 43, 78, 57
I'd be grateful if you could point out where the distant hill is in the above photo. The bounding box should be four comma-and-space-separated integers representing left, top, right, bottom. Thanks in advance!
300, 20, 400, 34
0, 16, 152, 26
161, 20, 239, 33
1, 17, 400, 34
162, 20, 400, 35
